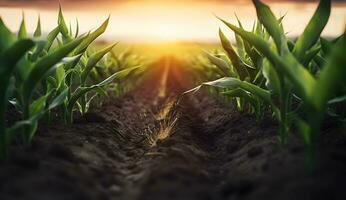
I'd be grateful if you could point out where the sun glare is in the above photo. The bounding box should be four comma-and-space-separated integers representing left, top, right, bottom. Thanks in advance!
154, 25, 183, 42
0, 1, 345, 43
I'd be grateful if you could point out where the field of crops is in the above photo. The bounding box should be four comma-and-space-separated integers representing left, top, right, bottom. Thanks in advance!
1, 0, 346, 199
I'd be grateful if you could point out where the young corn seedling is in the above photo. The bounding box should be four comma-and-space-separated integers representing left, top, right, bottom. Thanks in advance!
0, 14, 75, 155
201, 18, 275, 119
0, 18, 35, 158
14, 16, 86, 144
98, 49, 146, 98
187, 0, 345, 168
0, 7, 141, 159
52, 9, 141, 123
225, 0, 339, 167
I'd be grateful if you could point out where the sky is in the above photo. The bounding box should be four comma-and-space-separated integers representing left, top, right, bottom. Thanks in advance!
0, 0, 345, 43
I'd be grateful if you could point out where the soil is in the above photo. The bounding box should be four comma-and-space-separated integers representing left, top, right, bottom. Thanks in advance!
1, 56, 346, 200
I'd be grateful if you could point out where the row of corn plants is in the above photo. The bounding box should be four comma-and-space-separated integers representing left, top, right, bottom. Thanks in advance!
186, 0, 346, 168
0, 8, 141, 159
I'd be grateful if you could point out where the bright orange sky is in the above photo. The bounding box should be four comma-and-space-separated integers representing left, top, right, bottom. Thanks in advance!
0, 0, 345, 43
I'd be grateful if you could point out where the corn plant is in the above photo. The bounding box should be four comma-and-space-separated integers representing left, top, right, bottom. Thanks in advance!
10, 12, 88, 144
0, 7, 141, 159
45, 8, 140, 123
83, 47, 145, 107
186, 0, 346, 168
1, 15, 75, 156
200, 18, 277, 119
0, 19, 35, 159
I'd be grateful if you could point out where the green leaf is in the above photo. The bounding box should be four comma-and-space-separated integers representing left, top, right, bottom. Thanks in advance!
81, 43, 116, 84
293, 0, 331, 61
328, 95, 346, 105
58, 5, 70, 40
219, 17, 316, 99
203, 50, 233, 76
219, 28, 249, 80
222, 88, 259, 109
75, 19, 79, 38
252, 0, 287, 52
320, 37, 332, 55
18, 12, 27, 39
29, 39, 46, 61
313, 54, 326, 68
185, 77, 272, 105
0, 18, 14, 54
97, 65, 141, 86
10, 88, 67, 144
22, 36, 85, 102
60, 54, 84, 67
55, 65, 66, 87
0, 39, 34, 158
68, 65, 140, 112
29, 92, 51, 116
48, 88, 68, 110
84, 93, 99, 113
310, 32, 346, 112
33, 15, 41, 37
234, 14, 246, 58
262, 59, 281, 96
44, 26, 60, 52
301, 46, 321, 66
296, 117, 311, 146
46, 76, 58, 89
73, 16, 110, 55
0, 39, 34, 80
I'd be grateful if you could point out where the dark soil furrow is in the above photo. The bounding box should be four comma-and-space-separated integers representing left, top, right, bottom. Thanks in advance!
2, 56, 346, 200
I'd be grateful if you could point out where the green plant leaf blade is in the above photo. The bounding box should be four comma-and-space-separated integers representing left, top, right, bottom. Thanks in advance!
203, 50, 233, 77
0, 18, 14, 54
310, 32, 346, 112
219, 28, 249, 80
73, 16, 110, 55
67, 65, 140, 118
18, 13, 27, 39
22, 36, 85, 102
218, 17, 316, 99
293, 0, 331, 61
33, 15, 42, 37
185, 77, 272, 105
81, 43, 117, 84
252, 0, 287, 52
